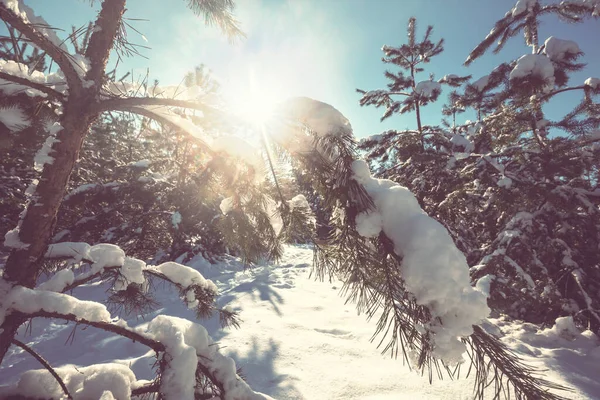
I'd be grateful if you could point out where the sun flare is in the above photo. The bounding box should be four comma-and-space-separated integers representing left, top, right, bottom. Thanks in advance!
225, 69, 284, 126
235, 93, 278, 125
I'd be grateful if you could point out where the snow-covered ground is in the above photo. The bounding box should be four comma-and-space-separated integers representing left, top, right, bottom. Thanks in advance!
1, 245, 599, 399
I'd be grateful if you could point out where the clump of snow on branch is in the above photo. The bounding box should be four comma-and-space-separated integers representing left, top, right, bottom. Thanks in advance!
509, 54, 555, 92
470, 75, 490, 92
37, 269, 75, 292
220, 196, 235, 215
414, 80, 442, 98
33, 122, 62, 172
497, 176, 513, 188
351, 160, 490, 362
585, 77, 600, 89
147, 315, 273, 400
45, 242, 92, 262
3, 228, 29, 249
172, 211, 182, 229
0, 60, 65, 96
277, 97, 353, 137
152, 262, 218, 308
288, 194, 310, 211
44, 242, 148, 292
543, 37, 580, 62
4, 286, 111, 324
129, 159, 151, 169
511, 0, 538, 16
0, 106, 30, 132
10, 363, 137, 400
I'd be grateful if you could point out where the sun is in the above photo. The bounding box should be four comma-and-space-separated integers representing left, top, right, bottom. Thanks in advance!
235, 91, 278, 126
225, 69, 283, 127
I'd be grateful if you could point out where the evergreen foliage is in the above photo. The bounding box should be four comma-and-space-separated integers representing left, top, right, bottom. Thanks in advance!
358, 5, 600, 339
0, 0, 598, 399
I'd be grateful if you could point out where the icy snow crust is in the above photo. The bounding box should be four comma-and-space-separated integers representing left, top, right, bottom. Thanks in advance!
351, 160, 490, 362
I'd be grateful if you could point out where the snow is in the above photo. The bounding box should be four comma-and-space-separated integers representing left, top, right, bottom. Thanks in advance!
12, 363, 137, 400
147, 316, 199, 399
34, 122, 63, 172
351, 160, 490, 363
584, 77, 600, 89
7, 285, 111, 322
511, 0, 537, 16
45, 242, 92, 261
89, 243, 126, 272
172, 211, 182, 229
1, 245, 599, 399
147, 315, 272, 399
137, 106, 211, 148
38, 269, 75, 292
129, 159, 151, 168
0, 60, 63, 97
449, 134, 474, 153
119, 257, 146, 286
0, 106, 30, 132
497, 176, 513, 188
288, 194, 310, 211
153, 262, 218, 294
509, 54, 555, 92
3, 227, 29, 249
220, 196, 235, 215
63, 182, 120, 202
414, 80, 442, 98
355, 211, 384, 238
475, 274, 495, 297
544, 37, 581, 62
471, 75, 490, 92
439, 74, 459, 83
277, 97, 352, 137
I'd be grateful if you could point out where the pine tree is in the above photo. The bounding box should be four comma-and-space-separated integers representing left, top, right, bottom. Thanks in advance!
0, 1, 272, 398
460, 0, 600, 332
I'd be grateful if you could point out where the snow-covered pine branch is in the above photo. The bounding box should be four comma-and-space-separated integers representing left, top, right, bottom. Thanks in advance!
269, 96, 570, 399
1, 241, 268, 398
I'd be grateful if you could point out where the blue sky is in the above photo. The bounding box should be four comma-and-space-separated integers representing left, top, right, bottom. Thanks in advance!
15, 0, 600, 138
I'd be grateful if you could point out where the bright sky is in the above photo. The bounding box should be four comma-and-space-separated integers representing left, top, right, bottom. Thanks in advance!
14, 0, 600, 138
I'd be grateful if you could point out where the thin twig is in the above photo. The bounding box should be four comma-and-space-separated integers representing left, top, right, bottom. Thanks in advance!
11, 338, 73, 399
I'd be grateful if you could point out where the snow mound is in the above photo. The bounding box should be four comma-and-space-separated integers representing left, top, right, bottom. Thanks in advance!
11, 363, 137, 400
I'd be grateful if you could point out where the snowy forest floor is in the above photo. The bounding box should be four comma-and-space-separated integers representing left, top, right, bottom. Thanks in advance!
1, 245, 599, 399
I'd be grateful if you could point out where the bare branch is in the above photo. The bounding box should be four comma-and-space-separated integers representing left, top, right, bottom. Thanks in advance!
0, 70, 65, 99
11, 338, 73, 400
62, 266, 119, 292
0, 4, 82, 92
28, 310, 165, 352
131, 381, 160, 396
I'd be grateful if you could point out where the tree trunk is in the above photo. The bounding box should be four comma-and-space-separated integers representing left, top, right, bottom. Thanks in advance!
0, 0, 126, 363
